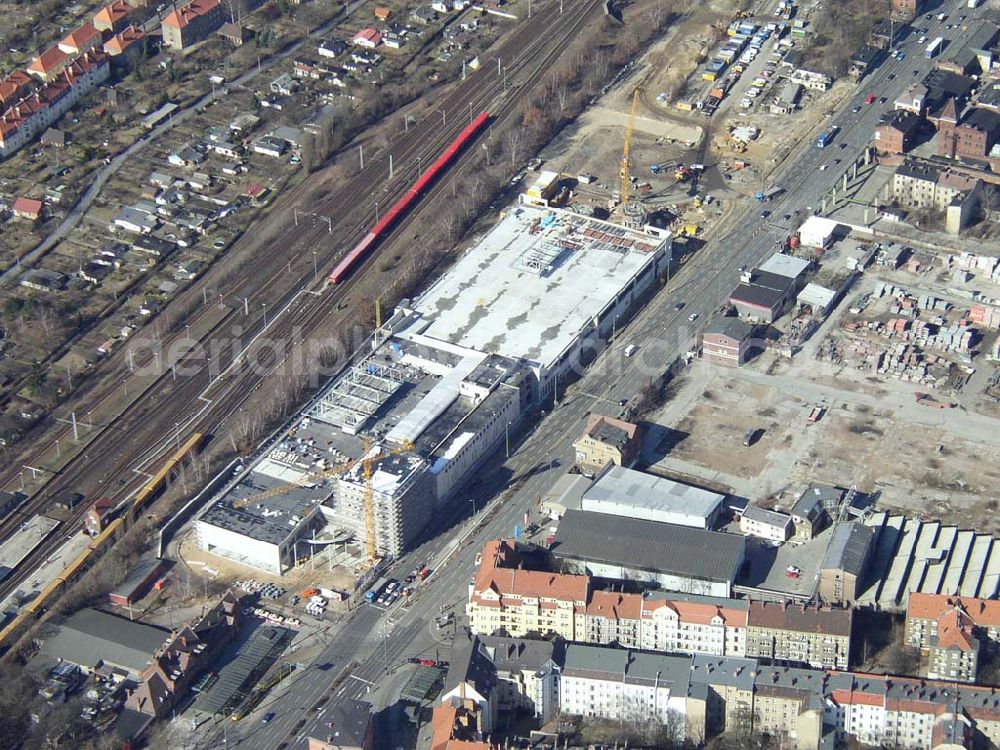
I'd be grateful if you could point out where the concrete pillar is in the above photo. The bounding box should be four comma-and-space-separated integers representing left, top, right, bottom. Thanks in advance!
843, 172, 849, 190
864, 204, 870, 224
864, 148, 872, 166
852, 162, 859, 180
821, 198, 828, 213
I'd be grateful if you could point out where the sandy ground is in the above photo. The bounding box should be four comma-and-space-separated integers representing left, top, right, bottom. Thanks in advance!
643, 261, 1000, 530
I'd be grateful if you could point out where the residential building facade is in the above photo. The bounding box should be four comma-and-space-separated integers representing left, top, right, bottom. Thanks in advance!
702, 317, 755, 367
572, 414, 641, 472
745, 602, 852, 670
161, 0, 226, 51
467, 540, 848, 668
739, 505, 792, 543
1, 51, 110, 158
905, 593, 1000, 682
439, 635, 1000, 750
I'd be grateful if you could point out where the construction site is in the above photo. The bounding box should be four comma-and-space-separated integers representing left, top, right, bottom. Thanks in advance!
189, 199, 673, 585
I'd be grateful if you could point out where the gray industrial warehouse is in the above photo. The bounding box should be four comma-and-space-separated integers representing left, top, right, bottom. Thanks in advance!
551, 510, 746, 597
581, 465, 725, 529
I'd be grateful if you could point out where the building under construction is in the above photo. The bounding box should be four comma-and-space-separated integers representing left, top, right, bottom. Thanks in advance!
194, 204, 671, 576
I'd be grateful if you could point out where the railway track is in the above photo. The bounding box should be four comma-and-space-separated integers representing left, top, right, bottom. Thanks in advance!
0, 0, 604, 609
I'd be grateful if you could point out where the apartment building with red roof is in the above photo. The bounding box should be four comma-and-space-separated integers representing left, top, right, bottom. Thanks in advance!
467, 539, 847, 668
27, 46, 71, 82
1, 51, 110, 158
905, 592, 1000, 683
103, 25, 147, 66
161, 0, 225, 51
0, 71, 37, 106
94, 0, 140, 32
58, 23, 103, 55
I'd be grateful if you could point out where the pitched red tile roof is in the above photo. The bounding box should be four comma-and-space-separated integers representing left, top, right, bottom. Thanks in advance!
352, 28, 382, 44
163, 0, 220, 29
936, 609, 978, 652
94, 0, 134, 29
60, 22, 102, 53
908, 592, 1000, 629
13, 197, 43, 216
587, 589, 642, 620
0, 71, 35, 105
831, 688, 884, 707
27, 47, 70, 78
472, 540, 588, 604
673, 598, 747, 626
104, 25, 146, 55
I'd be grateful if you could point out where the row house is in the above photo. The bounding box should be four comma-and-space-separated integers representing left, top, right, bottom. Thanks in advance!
467, 541, 847, 668
825, 671, 1000, 750
442, 631, 1000, 750
58, 23, 103, 56
1, 52, 110, 158
0, 71, 37, 107
746, 601, 852, 670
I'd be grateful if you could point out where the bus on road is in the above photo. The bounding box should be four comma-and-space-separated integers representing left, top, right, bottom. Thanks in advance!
926, 37, 944, 58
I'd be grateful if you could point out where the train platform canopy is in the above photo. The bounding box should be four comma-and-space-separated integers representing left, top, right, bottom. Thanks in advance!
191, 625, 291, 717
409, 204, 669, 372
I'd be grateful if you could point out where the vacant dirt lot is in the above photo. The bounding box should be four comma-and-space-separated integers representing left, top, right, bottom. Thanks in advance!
646, 354, 1000, 531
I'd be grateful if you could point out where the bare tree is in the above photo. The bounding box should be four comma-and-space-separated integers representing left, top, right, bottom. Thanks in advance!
505, 127, 525, 168
224, 0, 247, 25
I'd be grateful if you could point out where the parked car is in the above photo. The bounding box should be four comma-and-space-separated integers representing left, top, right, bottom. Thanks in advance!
262, 712, 275, 724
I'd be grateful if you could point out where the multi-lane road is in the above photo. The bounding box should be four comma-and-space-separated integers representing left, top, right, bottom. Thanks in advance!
199, 2, 986, 748
0, 0, 607, 615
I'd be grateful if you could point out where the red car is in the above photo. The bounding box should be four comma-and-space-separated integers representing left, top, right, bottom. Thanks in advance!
865, 93, 875, 105
420, 659, 436, 667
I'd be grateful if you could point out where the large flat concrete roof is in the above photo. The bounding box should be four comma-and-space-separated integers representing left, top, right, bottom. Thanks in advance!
582, 465, 724, 527
413, 205, 666, 369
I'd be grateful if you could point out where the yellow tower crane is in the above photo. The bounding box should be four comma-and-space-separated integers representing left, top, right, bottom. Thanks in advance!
231, 453, 360, 510
619, 88, 641, 206
231, 438, 414, 564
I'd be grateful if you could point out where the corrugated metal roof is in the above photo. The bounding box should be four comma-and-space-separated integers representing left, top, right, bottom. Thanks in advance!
821, 521, 874, 576
552, 510, 745, 583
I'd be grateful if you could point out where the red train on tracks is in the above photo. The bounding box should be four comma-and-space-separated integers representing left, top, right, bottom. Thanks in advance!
328, 110, 491, 284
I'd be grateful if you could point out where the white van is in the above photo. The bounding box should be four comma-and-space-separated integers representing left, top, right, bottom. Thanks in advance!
624, 344, 637, 357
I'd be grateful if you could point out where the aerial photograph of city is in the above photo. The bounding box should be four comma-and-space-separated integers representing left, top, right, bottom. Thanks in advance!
1, 0, 1000, 747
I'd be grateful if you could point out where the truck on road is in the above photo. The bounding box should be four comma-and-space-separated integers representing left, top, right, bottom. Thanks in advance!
755, 186, 785, 202
816, 127, 838, 148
